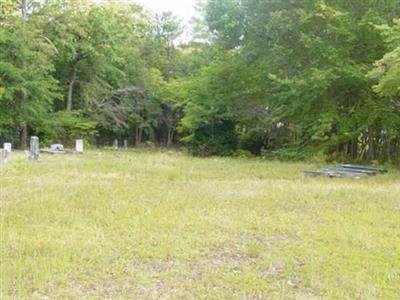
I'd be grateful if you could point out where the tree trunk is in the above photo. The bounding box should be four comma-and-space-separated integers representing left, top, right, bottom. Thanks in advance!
20, 123, 28, 150
149, 127, 156, 144
135, 127, 142, 146
19, 0, 28, 150
350, 137, 358, 159
20, 0, 27, 21
367, 127, 375, 161
167, 128, 174, 147
386, 135, 391, 162
67, 64, 78, 111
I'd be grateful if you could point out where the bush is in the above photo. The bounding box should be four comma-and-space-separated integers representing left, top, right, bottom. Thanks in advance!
261, 147, 310, 161
239, 128, 266, 155
37, 111, 98, 145
183, 120, 238, 156
233, 149, 254, 158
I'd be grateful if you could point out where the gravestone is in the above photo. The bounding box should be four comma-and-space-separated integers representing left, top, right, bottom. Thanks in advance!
29, 136, 39, 160
113, 139, 118, 149
3, 143, 11, 154
124, 139, 128, 149
76, 139, 84, 153
0, 149, 7, 166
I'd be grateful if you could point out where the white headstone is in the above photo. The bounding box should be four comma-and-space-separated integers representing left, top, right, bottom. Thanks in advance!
124, 139, 128, 148
3, 143, 11, 153
0, 149, 7, 166
29, 136, 39, 160
113, 139, 118, 149
75, 139, 84, 153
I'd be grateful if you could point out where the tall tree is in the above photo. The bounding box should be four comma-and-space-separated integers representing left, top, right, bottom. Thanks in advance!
0, 0, 59, 148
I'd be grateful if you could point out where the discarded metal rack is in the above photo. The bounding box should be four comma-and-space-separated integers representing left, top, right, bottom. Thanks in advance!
304, 164, 388, 178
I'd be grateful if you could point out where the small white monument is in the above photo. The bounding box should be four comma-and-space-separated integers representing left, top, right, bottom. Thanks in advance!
3, 143, 11, 154
75, 139, 84, 153
123, 139, 128, 149
113, 139, 118, 149
29, 136, 39, 160
0, 149, 7, 166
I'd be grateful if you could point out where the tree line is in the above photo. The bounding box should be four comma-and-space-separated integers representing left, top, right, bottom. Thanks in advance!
1, 0, 399, 162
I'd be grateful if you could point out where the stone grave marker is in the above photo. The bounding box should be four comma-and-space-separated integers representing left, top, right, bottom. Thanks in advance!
29, 136, 39, 160
76, 139, 84, 153
113, 139, 118, 149
124, 139, 128, 149
3, 143, 12, 154
0, 149, 7, 167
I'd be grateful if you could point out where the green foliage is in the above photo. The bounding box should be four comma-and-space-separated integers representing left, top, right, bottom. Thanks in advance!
0, 4, 61, 147
192, 0, 400, 162
37, 111, 97, 144
369, 19, 400, 97
183, 120, 238, 156
261, 147, 310, 162
239, 128, 267, 155
1, 0, 399, 162
233, 149, 254, 158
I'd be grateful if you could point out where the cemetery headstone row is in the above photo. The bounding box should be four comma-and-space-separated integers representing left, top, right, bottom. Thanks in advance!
0, 138, 85, 164
112, 139, 129, 149
28, 137, 84, 160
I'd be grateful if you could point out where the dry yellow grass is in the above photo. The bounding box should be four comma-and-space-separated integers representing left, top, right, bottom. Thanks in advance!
1, 150, 399, 299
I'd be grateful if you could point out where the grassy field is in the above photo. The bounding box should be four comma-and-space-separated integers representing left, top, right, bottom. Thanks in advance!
1, 150, 399, 299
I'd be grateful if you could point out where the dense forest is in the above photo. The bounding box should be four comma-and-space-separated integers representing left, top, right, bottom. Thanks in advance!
1, 0, 399, 162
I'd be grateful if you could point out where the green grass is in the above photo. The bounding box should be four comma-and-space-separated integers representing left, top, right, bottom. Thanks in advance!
1, 150, 399, 299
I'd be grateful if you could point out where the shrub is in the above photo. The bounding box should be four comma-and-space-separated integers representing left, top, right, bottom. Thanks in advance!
183, 120, 238, 156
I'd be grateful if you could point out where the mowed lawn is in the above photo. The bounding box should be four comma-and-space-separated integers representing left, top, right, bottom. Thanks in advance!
1, 150, 399, 299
